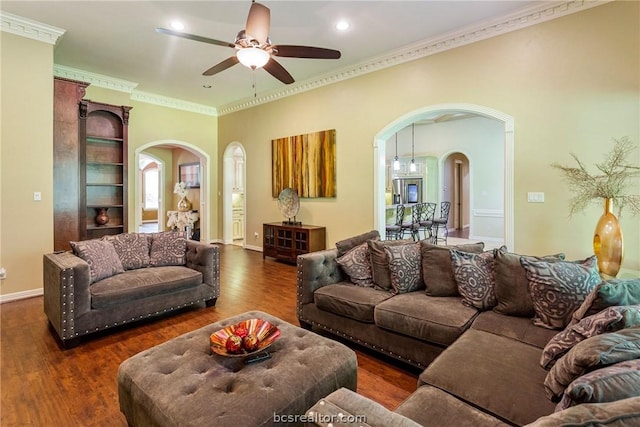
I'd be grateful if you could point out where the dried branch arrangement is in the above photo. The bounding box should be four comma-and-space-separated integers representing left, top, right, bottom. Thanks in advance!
551, 137, 640, 217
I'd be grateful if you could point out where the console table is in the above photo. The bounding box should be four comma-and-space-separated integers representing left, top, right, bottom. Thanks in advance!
167, 210, 199, 235
263, 222, 326, 263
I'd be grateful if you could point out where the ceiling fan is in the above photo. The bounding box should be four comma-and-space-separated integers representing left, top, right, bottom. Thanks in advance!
156, 1, 341, 85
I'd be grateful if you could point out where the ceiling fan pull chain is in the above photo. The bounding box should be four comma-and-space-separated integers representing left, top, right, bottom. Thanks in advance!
252, 71, 257, 98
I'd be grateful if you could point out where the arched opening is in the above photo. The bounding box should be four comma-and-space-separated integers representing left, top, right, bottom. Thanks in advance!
134, 140, 211, 242
138, 153, 163, 233
222, 142, 247, 245
374, 103, 514, 249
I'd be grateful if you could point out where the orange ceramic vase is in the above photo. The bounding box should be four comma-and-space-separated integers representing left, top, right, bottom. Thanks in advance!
593, 198, 623, 278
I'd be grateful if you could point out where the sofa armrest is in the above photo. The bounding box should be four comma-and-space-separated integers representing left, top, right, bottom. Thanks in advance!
297, 248, 344, 306
43, 251, 92, 342
305, 388, 421, 427
185, 241, 220, 298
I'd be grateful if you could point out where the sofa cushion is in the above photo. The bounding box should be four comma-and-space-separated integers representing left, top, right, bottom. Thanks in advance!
541, 305, 640, 369
520, 255, 601, 329
314, 283, 392, 323
450, 249, 497, 310
375, 292, 478, 346
570, 278, 640, 325
421, 241, 485, 297
90, 266, 202, 309
368, 239, 413, 291
493, 250, 565, 317
471, 310, 557, 349
526, 397, 640, 427
384, 242, 423, 294
103, 232, 150, 270
336, 242, 374, 287
149, 231, 187, 266
335, 230, 380, 258
396, 384, 510, 427
70, 239, 124, 284
555, 359, 640, 411
419, 329, 556, 426
544, 327, 640, 401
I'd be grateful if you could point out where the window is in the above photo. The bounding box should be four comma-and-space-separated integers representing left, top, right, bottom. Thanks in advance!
144, 168, 159, 210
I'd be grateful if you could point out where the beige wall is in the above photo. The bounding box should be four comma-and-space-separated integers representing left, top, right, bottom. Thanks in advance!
218, 1, 639, 270
0, 32, 54, 297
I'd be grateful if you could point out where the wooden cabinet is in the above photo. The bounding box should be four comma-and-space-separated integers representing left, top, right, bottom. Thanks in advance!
79, 100, 132, 240
233, 158, 244, 192
263, 223, 326, 263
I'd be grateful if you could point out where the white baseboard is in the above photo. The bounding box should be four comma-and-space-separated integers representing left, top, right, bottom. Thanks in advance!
1, 288, 43, 304
244, 244, 262, 252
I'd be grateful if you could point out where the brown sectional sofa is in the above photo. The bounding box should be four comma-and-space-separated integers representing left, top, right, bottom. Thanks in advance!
44, 231, 219, 348
296, 231, 640, 426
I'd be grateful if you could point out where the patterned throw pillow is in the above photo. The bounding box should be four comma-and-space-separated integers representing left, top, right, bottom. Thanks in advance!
420, 241, 485, 297
336, 242, 374, 287
149, 231, 187, 267
520, 256, 601, 329
555, 359, 640, 411
544, 327, 640, 401
570, 279, 640, 326
450, 249, 497, 310
368, 239, 414, 291
541, 305, 640, 369
335, 230, 380, 258
70, 239, 124, 284
384, 242, 422, 294
103, 233, 150, 270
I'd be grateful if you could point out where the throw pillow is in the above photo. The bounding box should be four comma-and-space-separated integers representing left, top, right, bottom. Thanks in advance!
493, 249, 565, 317
520, 255, 601, 329
555, 359, 640, 412
335, 230, 380, 258
544, 327, 640, 401
420, 241, 485, 297
70, 239, 124, 284
149, 231, 187, 267
570, 279, 640, 326
368, 239, 414, 291
541, 305, 640, 369
336, 242, 374, 287
384, 242, 423, 294
450, 249, 497, 310
529, 397, 640, 427
103, 232, 150, 270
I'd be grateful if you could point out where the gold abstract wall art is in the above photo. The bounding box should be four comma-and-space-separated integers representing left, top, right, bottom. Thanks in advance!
272, 129, 336, 198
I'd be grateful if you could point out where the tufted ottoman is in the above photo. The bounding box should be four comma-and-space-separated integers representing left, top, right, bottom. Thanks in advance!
117, 310, 358, 427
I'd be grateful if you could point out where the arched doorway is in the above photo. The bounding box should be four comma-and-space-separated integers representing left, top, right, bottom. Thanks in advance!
134, 140, 211, 242
441, 152, 470, 237
374, 103, 514, 249
222, 142, 247, 245
138, 153, 163, 233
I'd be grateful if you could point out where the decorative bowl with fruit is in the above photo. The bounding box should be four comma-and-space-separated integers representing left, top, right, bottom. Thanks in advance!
209, 318, 281, 358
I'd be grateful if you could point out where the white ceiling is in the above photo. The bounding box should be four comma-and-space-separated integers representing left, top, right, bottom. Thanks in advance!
2, 1, 567, 111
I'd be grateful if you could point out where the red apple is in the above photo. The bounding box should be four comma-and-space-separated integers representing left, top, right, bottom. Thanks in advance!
225, 335, 243, 353
234, 324, 249, 338
242, 334, 260, 352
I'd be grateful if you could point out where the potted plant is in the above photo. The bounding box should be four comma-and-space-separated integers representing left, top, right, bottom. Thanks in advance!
551, 137, 640, 277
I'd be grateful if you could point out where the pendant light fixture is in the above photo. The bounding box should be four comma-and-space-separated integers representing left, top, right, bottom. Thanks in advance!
393, 133, 400, 171
410, 123, 417, 172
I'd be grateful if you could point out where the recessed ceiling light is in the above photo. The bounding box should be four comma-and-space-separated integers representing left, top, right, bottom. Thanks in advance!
171, 21, 185, 31
336, 20, 349, 31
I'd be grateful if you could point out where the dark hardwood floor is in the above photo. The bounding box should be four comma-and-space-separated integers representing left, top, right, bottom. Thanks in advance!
0, 245, 416, 426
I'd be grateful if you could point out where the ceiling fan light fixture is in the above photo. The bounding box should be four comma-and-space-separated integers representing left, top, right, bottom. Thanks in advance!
236, 47, 270, 69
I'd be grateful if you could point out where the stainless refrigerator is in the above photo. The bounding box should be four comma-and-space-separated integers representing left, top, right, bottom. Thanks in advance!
392, 178, 423, 205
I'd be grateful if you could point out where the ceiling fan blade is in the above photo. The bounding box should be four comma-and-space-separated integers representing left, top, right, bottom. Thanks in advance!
263, 58, 294, 84
245, 2, 270, 45
203, 56, 240, 76
272, 45, 341, 59
155, 28, 235, 49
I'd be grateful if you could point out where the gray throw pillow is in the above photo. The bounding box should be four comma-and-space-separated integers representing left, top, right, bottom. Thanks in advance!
384, 242, 423, 294
70, 239, 124, 284
529, 397, 640, 427
570, 279, 640, 326
493, 249, 565, 317
368, 239, 414, 291
520, 256, 601, 329
149, 231, 187, 267
544, 327, 640, 401
450, 249, 497, 311
555, 359, 640, 411
103, 232, 150, 270
336, 230, 380, 258
421, 241, 485, 297
336, 242, 374, 287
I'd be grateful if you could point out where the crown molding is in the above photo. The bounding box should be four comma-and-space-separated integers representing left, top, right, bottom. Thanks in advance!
217, 0, 610, 115
131, 91, 218, 116
54, 65, 139, 93
0, 10, 65, 45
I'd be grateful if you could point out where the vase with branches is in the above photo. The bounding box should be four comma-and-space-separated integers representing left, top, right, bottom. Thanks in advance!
551, 137, 640, 277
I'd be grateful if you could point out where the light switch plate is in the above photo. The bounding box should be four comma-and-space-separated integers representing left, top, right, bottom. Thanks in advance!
33, 191, 42, 201
527, 192, 544, 203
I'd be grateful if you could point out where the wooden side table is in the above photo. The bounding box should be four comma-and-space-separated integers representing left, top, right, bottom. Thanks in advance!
263, 222, 326, 263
